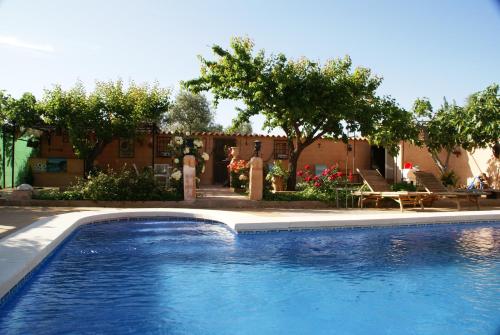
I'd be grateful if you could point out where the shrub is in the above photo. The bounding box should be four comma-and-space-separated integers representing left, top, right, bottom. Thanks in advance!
391, 182, 416, 191
34, 188, 82, 200
263, 164, 358, 206
296, 164, 352, 195
33, 167, 182, 201
263, 187, 357, 207
441, 170, 458, 187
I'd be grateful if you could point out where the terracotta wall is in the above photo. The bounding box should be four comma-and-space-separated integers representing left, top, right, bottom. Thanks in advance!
33, 132, 499, 189
39, 133, 77, 158
33, 133, 378, 186
296, 139, 371, 179
400, 143, 499, 188
30, 157, 84, 187
224, 137, 372, 181
93, 136, 172, 172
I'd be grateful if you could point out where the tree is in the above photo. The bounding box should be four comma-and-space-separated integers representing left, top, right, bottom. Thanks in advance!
0, 90, 40, 187
0, 91, 40, 132
40, 80, 170, 174
225, 120, 253, 134
185, 37, 414, 189
166, 90, 223, 133
412, 83, 499, 174
462, 84, 499, 149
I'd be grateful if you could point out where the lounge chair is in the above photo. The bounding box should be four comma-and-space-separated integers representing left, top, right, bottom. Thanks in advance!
413, 171, 485, 210
354, 169, 429, 212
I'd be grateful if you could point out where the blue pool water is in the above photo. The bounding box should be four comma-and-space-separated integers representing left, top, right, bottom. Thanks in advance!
0, 220, 499, 335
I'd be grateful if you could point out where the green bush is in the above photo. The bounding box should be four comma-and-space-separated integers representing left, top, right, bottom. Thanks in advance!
33, 167, 182, 201
273, 164, 358, 206
391, 182, 416, 191
441, 170, 458, 187
264, 187, 358, 207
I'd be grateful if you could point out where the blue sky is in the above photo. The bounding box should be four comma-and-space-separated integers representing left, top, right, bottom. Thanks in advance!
0, 0, 499, 133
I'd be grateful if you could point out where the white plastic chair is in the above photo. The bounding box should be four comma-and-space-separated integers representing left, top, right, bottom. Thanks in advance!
154, 164, 171, 187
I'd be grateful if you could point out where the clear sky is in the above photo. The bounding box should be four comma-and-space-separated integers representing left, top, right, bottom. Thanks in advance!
0, 0, 499, 134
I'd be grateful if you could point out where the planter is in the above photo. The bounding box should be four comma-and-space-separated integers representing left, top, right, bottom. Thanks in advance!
272, 176, 285, 192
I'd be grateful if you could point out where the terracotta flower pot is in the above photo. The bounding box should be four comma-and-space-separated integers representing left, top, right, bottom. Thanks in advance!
272, 176, 285, 192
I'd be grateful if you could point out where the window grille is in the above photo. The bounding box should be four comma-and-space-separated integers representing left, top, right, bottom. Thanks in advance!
156, 135, 172, 157
274, 140, 288, 160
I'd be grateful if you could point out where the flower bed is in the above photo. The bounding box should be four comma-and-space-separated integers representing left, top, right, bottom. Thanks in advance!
263, 164, 359, 205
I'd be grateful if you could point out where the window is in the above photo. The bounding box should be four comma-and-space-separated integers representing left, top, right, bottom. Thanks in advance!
314, 164, 327, 176
46, 158, 67, 172
156, 135, 172, 157
274, 140, 288, 160
119, 138, 135, 158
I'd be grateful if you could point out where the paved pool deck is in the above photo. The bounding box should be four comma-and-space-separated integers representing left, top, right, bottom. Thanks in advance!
2, 205, 500, 238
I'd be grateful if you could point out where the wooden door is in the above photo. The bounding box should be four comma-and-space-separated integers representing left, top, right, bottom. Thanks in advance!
213, 138, 236, 185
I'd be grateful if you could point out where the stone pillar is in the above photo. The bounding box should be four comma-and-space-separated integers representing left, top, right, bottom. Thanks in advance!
183, 155, 196, 202
248, 157, 263, 201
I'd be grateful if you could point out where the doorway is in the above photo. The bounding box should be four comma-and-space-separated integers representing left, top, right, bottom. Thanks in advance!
213, 138, 236, 185
370, 146, 386, 177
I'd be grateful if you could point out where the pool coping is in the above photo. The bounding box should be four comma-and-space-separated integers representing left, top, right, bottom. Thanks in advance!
1, 208, 499, 299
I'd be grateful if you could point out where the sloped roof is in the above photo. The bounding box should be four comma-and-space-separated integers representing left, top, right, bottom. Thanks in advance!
166, 131, 287, 139
159, 131, 368, 141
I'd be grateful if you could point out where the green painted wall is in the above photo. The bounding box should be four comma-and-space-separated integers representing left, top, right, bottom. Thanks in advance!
0, 134, 36, 189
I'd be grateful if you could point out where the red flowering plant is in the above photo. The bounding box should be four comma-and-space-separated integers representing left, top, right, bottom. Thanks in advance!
296, 164, 353, 195
228, 159, 249, 190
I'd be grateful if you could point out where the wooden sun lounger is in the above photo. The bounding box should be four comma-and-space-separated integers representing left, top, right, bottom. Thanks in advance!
414, 171, 486, 210
354, 169, 429, 212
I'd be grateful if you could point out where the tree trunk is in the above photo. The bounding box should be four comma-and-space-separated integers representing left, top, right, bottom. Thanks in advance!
287, 144, 305, 191
83, 140, 110, 176
284, 125, 324, 190
287, 151, 299, 191
429, 149, 452, 175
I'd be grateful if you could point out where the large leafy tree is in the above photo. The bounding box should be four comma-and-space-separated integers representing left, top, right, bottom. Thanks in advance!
166, 90, 223, 133
0, 90, 40, 153
41, 80, 170, 174
186, 37, 415, 189
0, 90, 40, 186
413, 83, 499, 174
462, 84, 500, 149
0, 91, 40, 132
225, 120, 253, 135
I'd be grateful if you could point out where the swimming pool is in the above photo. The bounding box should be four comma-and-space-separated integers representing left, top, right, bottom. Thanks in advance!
0, 219, 499, 334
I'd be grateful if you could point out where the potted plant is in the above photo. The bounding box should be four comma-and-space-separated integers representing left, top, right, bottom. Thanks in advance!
228, 159, 249, 192
266, 160, 289, 192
